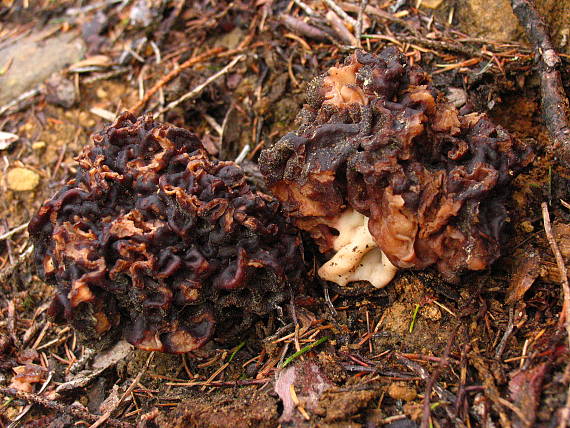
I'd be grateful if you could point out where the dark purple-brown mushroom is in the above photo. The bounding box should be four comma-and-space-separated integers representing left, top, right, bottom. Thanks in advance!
29, 112, 304, 353
259, 47, 533, 287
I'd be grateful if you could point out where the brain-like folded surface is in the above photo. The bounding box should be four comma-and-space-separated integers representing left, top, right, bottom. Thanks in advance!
259, 47, 532, 287
29, 112, 304, 353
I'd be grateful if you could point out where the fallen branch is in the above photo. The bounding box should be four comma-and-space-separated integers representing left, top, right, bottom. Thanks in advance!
511, 0, 570, 166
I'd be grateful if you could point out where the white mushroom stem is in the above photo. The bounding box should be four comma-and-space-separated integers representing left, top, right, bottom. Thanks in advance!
318, 209, 398, 288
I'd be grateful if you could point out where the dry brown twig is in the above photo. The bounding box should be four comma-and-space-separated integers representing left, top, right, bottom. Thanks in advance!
495, 306, 515, 360
293, 0, 318, 17
540, 203, 570, 338
323, 0, 357, 28
326, 10, 357, 45
354, 0, 369, 48
0, 87, 41, 117
6, 300, 21, 351
0, 222, 29, 241
340, 1, 420, 37
280, 15, 331, 41
511, 0, 570, 166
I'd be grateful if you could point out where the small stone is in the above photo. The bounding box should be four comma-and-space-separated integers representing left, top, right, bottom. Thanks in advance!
520, 220, 534, 233
455, 0, 522, 43
6, 167, 40, 191
388, 382, 417, 401
420, 304, 442, 321
32, 141, 46, 151
96, 87, 108, 99
78, 111, 96, 128
20, 122, 34, 134
44, 74, 77, 108
130, 0, 156, 27
79, 396, 90, 408
446, 88, 467, 108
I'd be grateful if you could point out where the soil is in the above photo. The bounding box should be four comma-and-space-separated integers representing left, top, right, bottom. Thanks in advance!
0, 1, 569, 427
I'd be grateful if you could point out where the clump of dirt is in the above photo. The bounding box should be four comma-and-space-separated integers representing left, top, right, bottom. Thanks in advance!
154, 387, 279, 428
315, 387, 383, 423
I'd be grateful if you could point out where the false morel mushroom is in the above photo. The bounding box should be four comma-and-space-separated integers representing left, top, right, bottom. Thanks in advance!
259, 47, 533, 287
29, 112, 304, 353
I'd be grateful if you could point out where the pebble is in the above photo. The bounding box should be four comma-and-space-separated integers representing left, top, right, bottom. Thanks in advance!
520, 220, 534, 233
446, 87, 468, 108
388, 382, 417, 402
96, 87, 108, 99
420, 305, 442, 321
19, 122, 34, 136
6, 167, 40, 191
32, 141, 46, 151
44, 74, 77, 108
79, 111, 96, 128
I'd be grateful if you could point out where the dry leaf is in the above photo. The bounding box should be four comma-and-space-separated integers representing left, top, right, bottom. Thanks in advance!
505, 248, 541, 305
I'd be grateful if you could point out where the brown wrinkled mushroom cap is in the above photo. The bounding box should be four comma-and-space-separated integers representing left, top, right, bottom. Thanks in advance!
29, 112, 304, 353
259, 47, 533, 285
